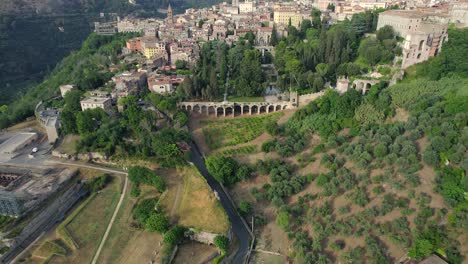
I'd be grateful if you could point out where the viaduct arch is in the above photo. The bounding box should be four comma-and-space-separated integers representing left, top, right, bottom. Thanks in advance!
178, 101, 292, 117
352, 79, 380, 94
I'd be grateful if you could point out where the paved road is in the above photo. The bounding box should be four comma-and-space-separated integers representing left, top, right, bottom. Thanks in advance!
189, 143, 252, 264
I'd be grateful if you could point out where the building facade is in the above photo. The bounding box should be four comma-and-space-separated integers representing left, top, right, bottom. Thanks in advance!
377, 10, 448, 68
80, 97, 112, 111
274, 8, 303, 28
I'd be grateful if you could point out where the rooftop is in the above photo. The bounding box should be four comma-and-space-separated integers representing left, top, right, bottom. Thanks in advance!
80, 97, 111, 104
0, 133, 37, 155
380, 9, 429, 19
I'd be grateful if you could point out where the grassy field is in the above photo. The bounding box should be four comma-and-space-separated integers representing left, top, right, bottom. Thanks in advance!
214, 145, 258, 157
32, 240, 67, 259
173, 241, 218, 264
159, 166, 229, 234
97, 182, 163, 264
251, 252, 285, 264
227, 96, 264, 102
201, 112, 283, 150
52, 175, 121, 264
55, 134, 80, 154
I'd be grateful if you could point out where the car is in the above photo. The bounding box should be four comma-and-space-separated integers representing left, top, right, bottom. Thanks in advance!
32, 147, 38, 153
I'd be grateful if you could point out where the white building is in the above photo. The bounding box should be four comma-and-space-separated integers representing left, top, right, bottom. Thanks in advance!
239, 1, 256, 13
80, 97, 112, 111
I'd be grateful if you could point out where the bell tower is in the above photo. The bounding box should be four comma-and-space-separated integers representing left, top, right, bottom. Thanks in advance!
167, 3, 174, 24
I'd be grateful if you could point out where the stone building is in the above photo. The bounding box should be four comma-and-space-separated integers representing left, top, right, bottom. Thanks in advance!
117, 18, 160, 33
111, 71, 147, 97
94, 21, 118, 35
80, 97, 112, 112
274, 7, 303, 28
167, 4, 174, 24
377, 10, 448, 68
255, 27, 272, 46
450, 0, 468, 28
147, 74, 184, 94
239, 1, 256, 13
59, 85, 77, 98
141, 39, 168, 59
37, 108, 60, 143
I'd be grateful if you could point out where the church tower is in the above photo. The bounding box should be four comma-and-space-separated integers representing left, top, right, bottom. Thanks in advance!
232, 0, 239, 6
167, 4, 174, 24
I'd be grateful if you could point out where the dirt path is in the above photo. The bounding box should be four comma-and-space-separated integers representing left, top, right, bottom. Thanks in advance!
170, 183, 182, 216
91, 174, 128, 264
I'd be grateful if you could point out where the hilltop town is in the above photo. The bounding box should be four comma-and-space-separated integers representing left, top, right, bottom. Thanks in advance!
0, 0, 466, 264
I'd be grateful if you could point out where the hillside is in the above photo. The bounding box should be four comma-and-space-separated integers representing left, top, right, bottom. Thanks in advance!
0, 0, 223, 105
198, 27, 468, 263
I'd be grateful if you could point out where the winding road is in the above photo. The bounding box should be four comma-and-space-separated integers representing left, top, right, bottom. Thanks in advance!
189, 143, 252, 264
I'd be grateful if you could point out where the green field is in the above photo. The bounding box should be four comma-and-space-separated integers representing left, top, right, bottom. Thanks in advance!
201, 112, 283, 149
54, 176, 121, 263
214, 145, 258, 157
227, 96, 264, 102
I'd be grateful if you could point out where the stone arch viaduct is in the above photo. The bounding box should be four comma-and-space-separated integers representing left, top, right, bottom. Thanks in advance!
178, 101, 292, 117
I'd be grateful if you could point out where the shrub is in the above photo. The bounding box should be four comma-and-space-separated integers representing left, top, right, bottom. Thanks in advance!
205, 156, 238, 185
276, 210, 290, 230
163, 226, 186, 245
214, 235, 230, 252
145, 213, 170, 233
238, 201, 253, 216
128, 166, 166, 192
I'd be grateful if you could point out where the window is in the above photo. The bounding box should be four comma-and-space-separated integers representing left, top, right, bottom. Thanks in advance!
418, 40, 424, 51
417, 53, 421, 59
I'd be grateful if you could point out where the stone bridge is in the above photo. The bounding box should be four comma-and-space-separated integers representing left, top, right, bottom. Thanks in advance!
178, 101, 292, 117
352, 79, 380, 94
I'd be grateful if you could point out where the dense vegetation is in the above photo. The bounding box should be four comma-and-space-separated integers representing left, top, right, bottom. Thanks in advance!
128, 166, 166, 196
219, 26, 468, 263
0, 0, 225, 105
3, 33, 191, 165
273, 10, 395, 94
0, 32, 137, 128
179, 34, 266, 100
85, 174, 112, 193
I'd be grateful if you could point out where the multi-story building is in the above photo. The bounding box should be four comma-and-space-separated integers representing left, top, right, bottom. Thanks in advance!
117, 18, 160, 33
256, 27, 273, 46
312, 0, 336, 11
239, 1, 256, 13
94, 21, 118, 35
377, 10, 449, 68
80, 97, 112, 111
450, 0, 468, 28
141, 39, 168, 59
147, 74, 184, 94
111, 71, 147, 97
355, 0, 388, 10
274, 7, 303, 28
